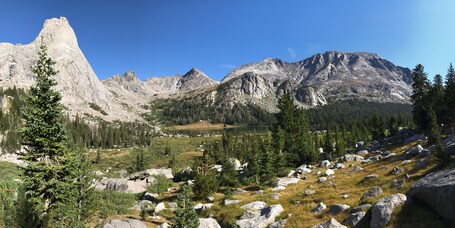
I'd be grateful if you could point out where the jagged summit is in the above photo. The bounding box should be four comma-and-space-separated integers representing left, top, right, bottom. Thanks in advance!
35, 17, 78, 48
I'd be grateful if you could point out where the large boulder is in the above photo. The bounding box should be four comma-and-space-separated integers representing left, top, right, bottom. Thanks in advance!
311, 202, 327, 214
344, 212, 366, 227
236, 204, 284, 228
199, 218, 221, 228
104, 219, 146, 228
275, 177, 299, 187
313, 218, 346, 228
94, 178, 147, 194
408, 168, 455, 221
154, 202, 166, 213
129, 168, 174, 180
360, 186, 383, 201
404, 144, 425, 156
321, 160, 331, 168
344, 154, 364, 162
370, 194, 407, 228
328, 204, 350, 215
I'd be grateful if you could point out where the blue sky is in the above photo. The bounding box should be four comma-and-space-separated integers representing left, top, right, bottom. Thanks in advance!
1, 0, 454, 81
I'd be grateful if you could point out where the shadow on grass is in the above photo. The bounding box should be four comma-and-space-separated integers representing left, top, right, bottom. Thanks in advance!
393, 199, 454, 228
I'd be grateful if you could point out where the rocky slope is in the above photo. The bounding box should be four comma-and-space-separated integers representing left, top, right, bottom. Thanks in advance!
0, 17, 139, 121
214, 51, 412, 111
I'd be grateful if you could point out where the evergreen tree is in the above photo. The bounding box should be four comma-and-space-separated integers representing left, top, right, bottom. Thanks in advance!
192, 149, 218, 198
389, 116, 399, 136
431, 74, 445, 125
173, 185, 199, 228
411, 64, 431, 131
323, 128, 334, 160
370, 113, 384, 140
258, 136, 276, 185
19, 42, 83, 227
133, 149, 146, 172
445, 63, 455, 127
219, 156, 239, 187
334, 126, 346, 157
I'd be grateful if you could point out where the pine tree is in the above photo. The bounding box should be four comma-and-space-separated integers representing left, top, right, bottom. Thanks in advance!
133, 149, 146, 172
334, 126, 346, 157
411, 64, 431, 131
19, 42, 83, 227
173, 185, 199, 228
445, 63, 455, 127
431, 74, 445, 125
323, 128, 334, 160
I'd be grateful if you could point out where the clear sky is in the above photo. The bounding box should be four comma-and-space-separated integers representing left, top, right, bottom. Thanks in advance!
1, 0, 454, 81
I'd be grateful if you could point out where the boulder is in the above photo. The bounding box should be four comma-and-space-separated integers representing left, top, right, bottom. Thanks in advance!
390, 166, 404, 175
404, 134, 427, 144
199, 218, 221, 228
154, 202, 166, 213
240, 201, 267, 211
414, 158, 428, 170
313, 218, 346, 228
328, 204, 350, 215
234, 189, 248, 194
383, 153, 396, 159
370, 194, 407, 228
224, 199, 242, 205
269, 219, 287, 228
236, 204, 284, 228
344, 212, 366, 227
317, 177, 328, 183
335, 163, 345, 169
361, 186, 383, 201
356, 150, 369, 156
296, 164, 312, 174
275, 177, 300, 187
324, 169, 335, 176
195, 203, 214, 211
141, 192, 158, 201
369, 155, 383, 162
405, 144, 424, 156
129, 168, 174, 180
206, 196, 215, 202
352, 204, 372, 213
130, 200, 153, 210
408, 168, 455, 221
271, 186, 285, 191
0, 153, 26, 167
168, 202, 178, 208
391, 179, 405, 189
321, 160, 331, 168
270, 193, 281, 200
94, 178, 147, 194
158, 223, 169, 228
352, 166, 364, 172
311, 202, 327, 214
103, 219, 146, 228
228, 158, 242, 170
304, 189, 316, 195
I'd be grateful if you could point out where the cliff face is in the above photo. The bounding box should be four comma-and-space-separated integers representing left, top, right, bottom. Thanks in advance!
0, 17, 140, 121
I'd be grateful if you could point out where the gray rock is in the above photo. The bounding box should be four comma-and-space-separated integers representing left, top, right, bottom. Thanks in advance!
271, 193, 281, 200
370, 194, 407, 228
224, 199, 242, 205
311, 202, 327, 214
317, 177, 328, 183
390, 166, 404, 175
357, 150, 369, 156
275, 177, 299, 187
130, 200, 153, 210
195, 203, 214, 211
361, 186, 383, 201
321, 160, 331, 168
324, 169, 335, 176
404, 134, 427, 144
305, 189, 316, 195
158, 223, 169, 228
94, 178, 147, 194
141, 192, 159, 201
269, 219, 287, 228
313, 218, 347, 228
234, 189, 248, 194
352, 204, 372, 213
206, 196, 215, 202
296, 164, 312, 174
352, 166, 364, 172
383, 153, 396, 159
345, 154, 365, 162
344, 212, 366, 227
154, 202, 166, 213
405, 144, 424, 156
199, 218, 222, 228
341, 194, 349, 199
369, 155, 383, 162
168, 202, 178, 208
236, 204, 284, 228
119, 169, 128, 178
391, 179, 405, 189
328, 204, 350, 215
363, 174, 379, 181
103, 219, 146, 228
408, 168, 455, 221
240, 201, 267, 211
414, 158, 428, 169
335, 163, 346, 169
128, 168, 174, 180
240, 210, 260, 219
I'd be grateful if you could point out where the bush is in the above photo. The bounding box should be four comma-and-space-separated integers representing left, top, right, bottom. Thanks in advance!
147, 175, 173, 195
92, 191, 136, 218
89, 102, 108, 116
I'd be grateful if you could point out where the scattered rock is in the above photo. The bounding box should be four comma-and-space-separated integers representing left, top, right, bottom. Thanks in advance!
128, 168, 174, 180
94, 178, 147, 194
141, 192, 159, 201
269, 219, 287, 228
313, 218, 346, 228
255, 190, 264, 195
240, 201, 267, 211
341, 194, 349, 199
228, 158, 242, 171
272, 186, 286, 191
195, 203, 214, 211
0, 153, 26, 167
352, 204, 372, 213
391, 179, 405, 189
234, 189, 248, 194
370, 194, 407, 228
408, 168, 455, 221
321, 160, 331, 168
383, 153, 396, 159
363, 174, 379, 182
240, 210, 260, 219
404, 134, 427, 144
414, 158, 428, 169
344, 212, 366, 227
357, 150, 369, 156
390, 166, 404, 175
103, 219, 146, 228
275, 177, 300, 187
119, 169, 128, 178
405, 144, 424, 156
206, 196, 215, 202
158, 222, 169, 228
324, 169, 335, 176
224, 199, 242, 205
270, 193, 281, 200
400, 160, 412, 165
369, 155, 383, 162
93, 170, 104, 176
311, 202, 327, 214
335, 163, 345, 169
328, 204, 350, 215
361, 186, 383, 201
304, 189, 316, 195
352, 166, 364, 172
131, 200, 153, 210
168, 202, 178, 208
154, 202, 166, 213
199, 218, 222, 228
296, 164, 312, 174
317, 177, 328, 183
236, 204, 284, 228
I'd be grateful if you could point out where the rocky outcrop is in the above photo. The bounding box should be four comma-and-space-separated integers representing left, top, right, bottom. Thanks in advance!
236, 204, 284, 228
198, 218, 222, 228
370, 194, 407, 228
408, 168, 455, 221
361, 186, 383, 201
93, 177, 147, 194
313, 218, 346, 228
344, 212, 367, 227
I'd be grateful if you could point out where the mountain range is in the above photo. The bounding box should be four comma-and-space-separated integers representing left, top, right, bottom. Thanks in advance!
0, 17, 413, 122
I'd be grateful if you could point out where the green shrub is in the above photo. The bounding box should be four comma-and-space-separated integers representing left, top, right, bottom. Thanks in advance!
89, 102, 108, 116
147, 174, 173, 195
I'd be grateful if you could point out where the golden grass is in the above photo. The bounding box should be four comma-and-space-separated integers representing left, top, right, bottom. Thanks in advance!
171, 121, 235, 131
